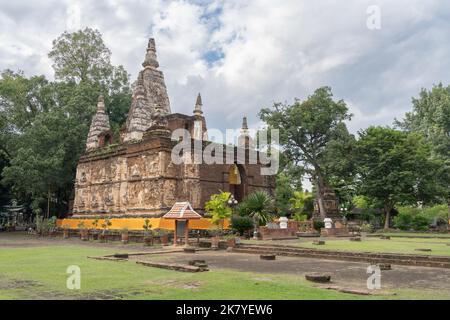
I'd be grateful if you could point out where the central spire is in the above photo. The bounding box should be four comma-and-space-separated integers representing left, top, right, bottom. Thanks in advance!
124, 38, 171, 142
193, 93, 203, 116
142, 38, 159, 69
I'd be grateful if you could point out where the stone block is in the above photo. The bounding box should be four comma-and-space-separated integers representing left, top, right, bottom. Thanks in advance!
183, 247, 196, 253
415, 248, 432, 252
305, 273, 331, 283
260, 254, 276, 261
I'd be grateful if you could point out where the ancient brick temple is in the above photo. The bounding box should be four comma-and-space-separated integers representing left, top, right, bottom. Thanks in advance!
71, 39, 275, 218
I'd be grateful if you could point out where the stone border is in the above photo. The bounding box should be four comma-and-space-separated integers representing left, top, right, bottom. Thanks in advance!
232, 244, 450, 269
136, 260, 208, 272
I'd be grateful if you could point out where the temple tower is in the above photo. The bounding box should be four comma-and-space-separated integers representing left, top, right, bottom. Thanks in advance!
86, 95, 111, 150
124, 38, 171, 142
193, 93, 204, 140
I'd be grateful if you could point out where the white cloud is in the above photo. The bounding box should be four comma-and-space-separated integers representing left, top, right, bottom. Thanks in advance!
1, 0, 450, 134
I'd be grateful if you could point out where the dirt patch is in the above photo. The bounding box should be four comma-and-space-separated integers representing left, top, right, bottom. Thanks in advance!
0, 278, 43, 290
0, 232, 162, 252
132, 251, 450, 293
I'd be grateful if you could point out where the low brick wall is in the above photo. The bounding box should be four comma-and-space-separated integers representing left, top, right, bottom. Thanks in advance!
320, 227, 350, 237
259, 227, 298, 240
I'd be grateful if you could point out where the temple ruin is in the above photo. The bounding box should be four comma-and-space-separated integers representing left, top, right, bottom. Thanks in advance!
71, 38, 275, 218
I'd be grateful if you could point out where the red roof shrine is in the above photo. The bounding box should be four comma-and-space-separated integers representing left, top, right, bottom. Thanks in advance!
163, 202, 202, 220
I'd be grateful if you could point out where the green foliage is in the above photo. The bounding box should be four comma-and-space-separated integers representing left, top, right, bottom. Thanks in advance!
272, 154, 304, 215
397, 83, 450, 159
292, 213, 308, 222
205, 191, 232, 228
77, 221, 87, 230
355, 127, 441, 228
396, 83, 449, 203
143, 219, 152, 231
230, 215, 254, 235
394, 205, 448, 231
259, 87, 353, 216
313, 219, 325, 231
101, 218, 112, 233
35, 215, 57, 235
360, 223, 374, 233
274, 171, 295, 215
238, 191, 274, 226
92, 219, 99, 229
0, 28, 131, 218
290, 191, 314, 218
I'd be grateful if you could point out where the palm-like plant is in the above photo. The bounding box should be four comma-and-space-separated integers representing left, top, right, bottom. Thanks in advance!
239, 191, 274, 237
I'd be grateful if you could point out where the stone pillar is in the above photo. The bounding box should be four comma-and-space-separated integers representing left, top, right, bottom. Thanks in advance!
185, 220, 190, 246
173, 220, 178, 246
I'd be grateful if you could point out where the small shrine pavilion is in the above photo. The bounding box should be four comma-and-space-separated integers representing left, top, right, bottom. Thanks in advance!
162, 202, 201, 246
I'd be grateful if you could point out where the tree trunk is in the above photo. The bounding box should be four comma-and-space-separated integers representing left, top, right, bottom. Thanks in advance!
315, 173, 327, 218
47, 188, 51, 219
383, 205, 391, 229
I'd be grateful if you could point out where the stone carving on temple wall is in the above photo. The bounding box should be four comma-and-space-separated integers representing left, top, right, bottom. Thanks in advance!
104, 193, 113, 206
143, 180, 162, 206
120, 188, 128, 206
131, 163, 141, 178
162, 180, 177, 206
127, 182, 145, 207
91, 194, 99, 208
143, 154, 159, 177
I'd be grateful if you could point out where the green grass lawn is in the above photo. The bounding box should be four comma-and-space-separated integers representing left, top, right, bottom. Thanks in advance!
1, 244, 447, 300
372, 232, 450, 238
0, 245, 365, 300
299, 238, 450, 256
243, 237, 450, 256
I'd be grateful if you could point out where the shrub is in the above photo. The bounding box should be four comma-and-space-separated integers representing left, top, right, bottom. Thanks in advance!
412, 214, 430, 231
205, 191, 232, 229
394, 206, 434, 231
238, 191, 274, 226
289, 191, 314, 218
293, 213, 308, 222
360, 223, 373, 233
313, 219, 325, 231
231, 215, 254, 235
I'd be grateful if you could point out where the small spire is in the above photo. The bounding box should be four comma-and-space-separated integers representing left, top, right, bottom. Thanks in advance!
142, 38, 159, 68
241, 116, 248, 130
97, 95, 106, 113
193, 93, 203, 116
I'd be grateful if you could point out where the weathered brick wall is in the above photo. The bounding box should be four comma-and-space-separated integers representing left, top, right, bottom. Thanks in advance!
72, 135, 275, 218
259, 227, 297, 240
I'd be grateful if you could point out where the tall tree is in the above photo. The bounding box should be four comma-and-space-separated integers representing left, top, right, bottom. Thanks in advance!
396, 83, 450, 207
48, 27, 131, 130
396, 83, 450, 159
355, 127, 441, 229
1, 28, 132, 217
260, 87, 353, 217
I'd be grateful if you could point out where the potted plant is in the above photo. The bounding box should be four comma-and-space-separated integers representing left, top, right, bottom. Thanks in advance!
35, 215, 46, 236
77, 221, 88, 241
62, 224, 70, 239
91, 219, 99, 240
143, 219, 153, 246
121, 227, 129, 244
208, 227, 221, 250
99, 218, 112, 242
48, 216, 58, 237
155, 229, 169, 245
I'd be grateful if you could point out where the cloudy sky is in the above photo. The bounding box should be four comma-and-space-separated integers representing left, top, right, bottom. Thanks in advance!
1, 0, 450, 134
